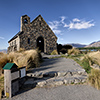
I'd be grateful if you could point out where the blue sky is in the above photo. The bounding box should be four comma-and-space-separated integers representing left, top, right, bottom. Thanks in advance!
0, 0, 100, 49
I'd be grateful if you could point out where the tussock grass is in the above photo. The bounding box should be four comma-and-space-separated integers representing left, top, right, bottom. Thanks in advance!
88, 69, 100, 90
0, 76, 4, 99
68, 48, 80, 55
0, 49, 41, 75
87, 51, 100, 66
51, 50, 58, 55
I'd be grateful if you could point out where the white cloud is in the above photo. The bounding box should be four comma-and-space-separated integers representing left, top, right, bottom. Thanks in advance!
48, 21, 60, 30
58, 37, 64, 41
68, 20, 95, 30
60, 16, 66, 24
49, 20, 62, 35
48, 16, 95, 33
53, 29, 62, 35
0, 37, 4, 39
73, 18, 80, 22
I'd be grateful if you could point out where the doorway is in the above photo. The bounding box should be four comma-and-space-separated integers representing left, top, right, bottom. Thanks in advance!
37, 36, 44, 52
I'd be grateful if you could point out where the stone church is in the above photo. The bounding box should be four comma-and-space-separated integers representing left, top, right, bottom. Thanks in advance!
8, 15, 57, 54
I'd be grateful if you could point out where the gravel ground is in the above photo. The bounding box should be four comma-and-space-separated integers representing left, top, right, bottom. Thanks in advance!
31, 58, 83, 73
2, 58, 100, 100
4, 84, 100, 100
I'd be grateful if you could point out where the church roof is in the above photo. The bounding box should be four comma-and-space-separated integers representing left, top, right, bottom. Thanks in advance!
8, 31, 23, 43
8, 15, 57, 43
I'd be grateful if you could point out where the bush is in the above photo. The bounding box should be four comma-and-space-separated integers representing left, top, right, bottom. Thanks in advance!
51, 50, 58, 55
88, 69, 100, 90
60, 48, 67, 54
68, 48, 80, 55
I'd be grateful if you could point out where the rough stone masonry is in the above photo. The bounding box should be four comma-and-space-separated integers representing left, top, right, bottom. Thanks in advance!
8, 15, 57, 54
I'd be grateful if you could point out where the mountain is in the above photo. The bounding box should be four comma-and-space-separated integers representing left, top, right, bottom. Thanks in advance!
0, 49, 7, 53
86, 41, 100, 47
67, 43, 87, 48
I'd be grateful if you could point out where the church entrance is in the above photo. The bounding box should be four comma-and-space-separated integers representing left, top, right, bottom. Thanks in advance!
37, 36, 44, 52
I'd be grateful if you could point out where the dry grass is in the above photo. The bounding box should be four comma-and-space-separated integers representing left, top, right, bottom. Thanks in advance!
0, 49, 41, 75
68, 48, 80, 55
87, 51, 100, 65
88, 69, 100, 90
51, 50, 58, 55
0, 75, 4, 99
14, 50, 39, 69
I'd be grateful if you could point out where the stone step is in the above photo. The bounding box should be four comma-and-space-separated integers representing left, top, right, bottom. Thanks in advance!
24, 74, 87, 88
27, 69, 87, 78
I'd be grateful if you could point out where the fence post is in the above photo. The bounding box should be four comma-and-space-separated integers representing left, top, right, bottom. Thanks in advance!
3, 63, 19, 98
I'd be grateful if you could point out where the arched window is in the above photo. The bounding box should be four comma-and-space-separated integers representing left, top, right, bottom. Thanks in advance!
28, 38, 30, 44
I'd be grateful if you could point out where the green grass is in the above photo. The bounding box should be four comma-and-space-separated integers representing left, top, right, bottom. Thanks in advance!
66, 54, 92, 73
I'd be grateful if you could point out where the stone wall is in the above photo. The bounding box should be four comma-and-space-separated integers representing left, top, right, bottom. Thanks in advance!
20, 15, 57, 54
8, 36, 20, 53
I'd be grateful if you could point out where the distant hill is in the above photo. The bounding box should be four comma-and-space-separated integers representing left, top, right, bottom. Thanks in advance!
86, 40, 100, 47
0, 49, 7, 53
68, 43, 87, 48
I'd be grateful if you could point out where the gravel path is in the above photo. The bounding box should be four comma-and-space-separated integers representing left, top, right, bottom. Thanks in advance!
3, 57, 100, 100
5, 85, 100, 100
31, 58, 83, 73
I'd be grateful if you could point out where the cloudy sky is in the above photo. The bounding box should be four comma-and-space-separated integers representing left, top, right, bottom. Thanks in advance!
0, 0, 100, 49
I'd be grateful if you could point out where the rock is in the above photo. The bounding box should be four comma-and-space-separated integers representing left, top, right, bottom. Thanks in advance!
91, 64, 100, 69
49, 71, 57, 77
27, 73, 33, 77
63, 79, 69, 84
66, 71, 73, 77
65, 53, 68, 56
71, 70, 78, 75
68, 79, 74, 84
37, 80, 46, 87
43, 71, 57, 77
81, 78, 87, 83
74, 78, 80, 84
77, 69, 85, 75
78, 77, 87, 83
53, 80, 64, 86
57, 71, 67, 77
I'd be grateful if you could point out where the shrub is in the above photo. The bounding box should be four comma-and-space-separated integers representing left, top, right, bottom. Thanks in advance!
88, 69, 100, 90
60, 48, 67, 54
51, 50, 58, 55
68, 48, 80, 55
